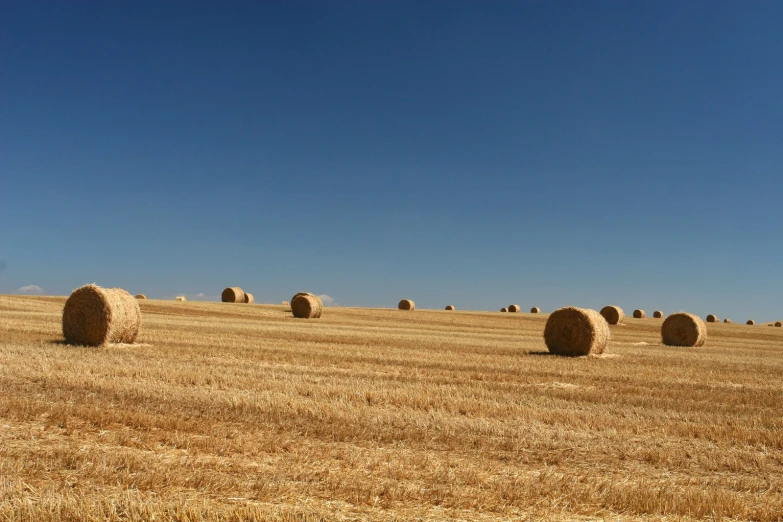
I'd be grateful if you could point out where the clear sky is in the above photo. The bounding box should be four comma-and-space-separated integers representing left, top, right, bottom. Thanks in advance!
1, 1, 781, 321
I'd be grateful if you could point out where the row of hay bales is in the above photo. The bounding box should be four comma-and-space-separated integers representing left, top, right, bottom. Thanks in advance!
597, 306, 779, 327
543, 307, 707, 356
59, 285, 777, 349
400, 300, 542, 313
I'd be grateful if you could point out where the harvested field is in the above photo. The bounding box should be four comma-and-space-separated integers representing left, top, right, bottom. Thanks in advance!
1, 295, 783, 521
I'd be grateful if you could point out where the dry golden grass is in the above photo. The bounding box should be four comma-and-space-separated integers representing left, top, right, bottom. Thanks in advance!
1, 295, 783, 521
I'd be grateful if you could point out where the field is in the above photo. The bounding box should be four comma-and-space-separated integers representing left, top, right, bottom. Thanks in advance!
1, 295, 782, 521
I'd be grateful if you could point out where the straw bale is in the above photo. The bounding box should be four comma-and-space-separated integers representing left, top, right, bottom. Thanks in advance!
600, 305, 624, 325
662, 312, 707, 347
544, 307, 610, 356
62, 284, 141, 346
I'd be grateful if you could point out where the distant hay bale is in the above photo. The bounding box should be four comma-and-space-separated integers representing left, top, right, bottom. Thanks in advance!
222, 287, 245, 303
445, 305, 455, 310
746, 320, 755, 325
706, 314, 718, 323
662, 313, 706, 347
776, 322, 782, 327
633, 309, 646, 319
544, 307, 610, 357
398, 299, 415, 311
723, 318, 732, 324
292, 293, 323, 319
175, 296, 186, 301
62, 284, 141, 346
653, 310, 664, 318
244, 292, 255, 304
134, 294, 147, 300
508, 304, 520, 313
500, 307, 508, 313
530, 307, 541, 314
600, 305, 624, 325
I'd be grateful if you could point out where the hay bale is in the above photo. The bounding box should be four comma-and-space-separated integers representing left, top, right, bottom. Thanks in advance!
445, 305, 455, 310
62, 284, 141, 346
543, 307, 610, 356
633, 309, 646, 319
723, 318, 732, 324
134, 294, 147, 300
775, 322, 782, 327
661, 313, 706, 347
508, 304, 520, 313
530, 307, 541, 314
706, 314, 718, 323
292, 293, 323, 318
500, 307, 508, 313
600, 305, 624, 325
746, 320, 755, 325
653, 310, 664, 318
175, 296, 186, 301
244, 292, 255, 304
398, 299, 415, 311
222, 287, 245, 303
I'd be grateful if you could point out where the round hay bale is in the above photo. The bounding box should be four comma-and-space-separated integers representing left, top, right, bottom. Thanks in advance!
398, 299, 415, 311
723, 318, 732, 324
661, 312, 706, 347
543, 307, 610, 356
62, 284, 141, 346
500, 307, 508, 313
746, 320, 755, 325
222, 287, 245, 303
292, 293, 323, 319
134, 294, 147, 300
244, 292, 255, 304
508, 304, 520, 313
633, 309, 646, 319
175, 296, 186, 301
706, 314, 718, 323
775, 322, 782, 327
445, 305, 455, 310
600, 305, 624, 325
530, 307, 541, 314
653, 310, 664, 318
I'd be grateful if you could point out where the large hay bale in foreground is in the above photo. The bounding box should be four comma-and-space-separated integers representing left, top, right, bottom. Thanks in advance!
661, 313, 706, 347
776, 322, 782, 327
175, 296, 186, 301
706, 314, 718, 323
530, 307, 541, 314
544, 307, 610, 356
134, 294, 147, 300
600, 305, 624, 325
244, 292, 255, 304
653, 310, 664, 318
746, 320, 755, 325
445, 305, 455, 310
724, 318, 732, 324
508, 304, 520, 313
292, 293, 323, 318
62, 284, 141, 346
500, 307, 508, 313
398, 299, 415, 311
633, 309, 646, 319
222, 287, 245, 303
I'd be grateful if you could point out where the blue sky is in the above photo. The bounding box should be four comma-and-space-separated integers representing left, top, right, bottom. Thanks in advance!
1, 1, 781, 321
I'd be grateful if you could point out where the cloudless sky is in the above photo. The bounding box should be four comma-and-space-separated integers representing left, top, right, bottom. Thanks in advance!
1, 1, 781, 321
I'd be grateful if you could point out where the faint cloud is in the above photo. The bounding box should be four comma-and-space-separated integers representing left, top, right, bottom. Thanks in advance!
319, 294, 338, 306
17, 285, 44, 294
